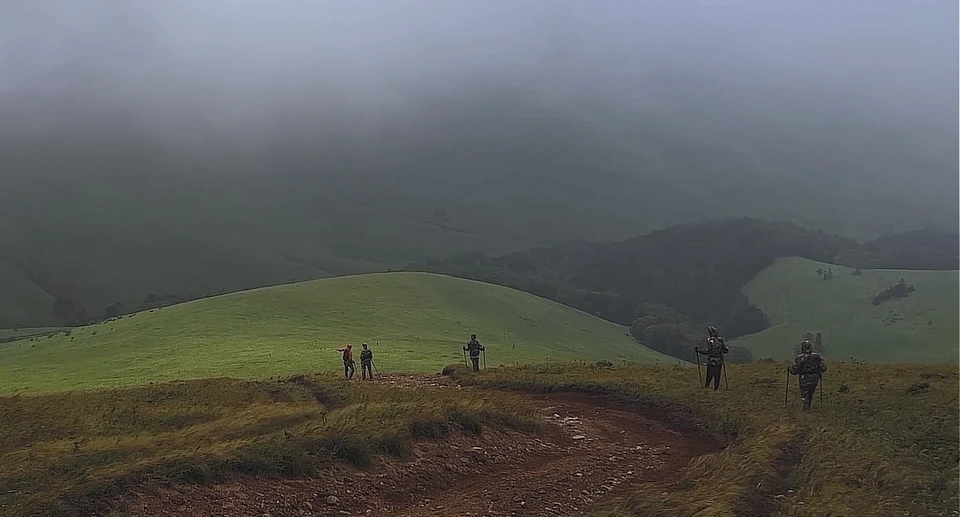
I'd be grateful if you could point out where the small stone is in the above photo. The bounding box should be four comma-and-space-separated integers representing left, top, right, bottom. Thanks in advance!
326, 495, 340, 506
572, 435, 586, 440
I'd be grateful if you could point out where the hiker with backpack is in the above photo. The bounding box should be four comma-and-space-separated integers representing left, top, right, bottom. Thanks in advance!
336, 344, 355, 379
695, 326, 729, 391
359, 343, 374, 380
464, 334, 484, 372
787, 339, 827, 410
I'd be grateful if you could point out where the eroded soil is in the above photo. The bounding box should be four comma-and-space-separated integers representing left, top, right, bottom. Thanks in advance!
117, 375, 718, 516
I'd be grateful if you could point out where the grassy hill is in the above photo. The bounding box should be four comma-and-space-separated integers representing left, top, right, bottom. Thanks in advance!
1, 363, 955, 516
0, 272, 672, 393
735, 257, 959, 362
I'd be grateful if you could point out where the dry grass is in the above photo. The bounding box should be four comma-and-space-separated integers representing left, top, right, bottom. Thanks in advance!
2, 362, 955, 517
450, 361, 959, 516
0, 374, 538, 517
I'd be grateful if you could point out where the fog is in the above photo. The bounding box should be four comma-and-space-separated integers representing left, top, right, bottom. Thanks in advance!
0, 0, 956, 235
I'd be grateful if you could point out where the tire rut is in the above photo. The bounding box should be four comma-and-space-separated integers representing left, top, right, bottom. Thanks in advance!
118, 376, 719, 517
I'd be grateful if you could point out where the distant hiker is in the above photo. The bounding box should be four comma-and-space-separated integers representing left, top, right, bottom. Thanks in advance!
695, 326, 729, 391
787, 340, 827, 410
360, 343, 374, 380
464, 334, 484, 372
336, 344, 355, 379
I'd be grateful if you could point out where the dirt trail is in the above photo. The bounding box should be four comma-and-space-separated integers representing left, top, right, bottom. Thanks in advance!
120, 375, 718, 517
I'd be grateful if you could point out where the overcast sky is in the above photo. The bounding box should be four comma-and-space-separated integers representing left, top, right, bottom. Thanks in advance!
2, 1, 954, 117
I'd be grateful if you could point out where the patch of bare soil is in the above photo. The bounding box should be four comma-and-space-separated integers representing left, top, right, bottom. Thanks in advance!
117, 376, 718, 517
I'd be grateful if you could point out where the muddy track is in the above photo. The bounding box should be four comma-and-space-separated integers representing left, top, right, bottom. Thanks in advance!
119, 375, 719, 517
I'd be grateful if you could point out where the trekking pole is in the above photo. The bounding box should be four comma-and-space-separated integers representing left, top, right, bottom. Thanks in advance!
482, 349, 486, 371
462, 349, 468, 368
372, 360, 380, 376
695, 350, 702, 387
722, 361, 729, 389
819, 374, 824, 407
784, 370, 790, 405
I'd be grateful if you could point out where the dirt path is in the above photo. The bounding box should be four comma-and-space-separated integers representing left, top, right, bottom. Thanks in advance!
119, 375, 718, 517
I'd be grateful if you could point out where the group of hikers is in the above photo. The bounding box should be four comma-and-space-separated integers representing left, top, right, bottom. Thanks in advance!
696, 325, 827, 410
335, 343, 376, 380
334, 334, 487, 380
333, 329, 826, 410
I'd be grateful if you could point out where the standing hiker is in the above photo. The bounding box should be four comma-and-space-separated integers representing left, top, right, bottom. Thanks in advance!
787, 339, 827, 410
695, 326, 729, 391
336, 344, 355, 379
359, 343, 374, 380
464, 334, 484, 372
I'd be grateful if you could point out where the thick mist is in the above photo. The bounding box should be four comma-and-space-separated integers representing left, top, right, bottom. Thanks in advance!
0, 0, 956, 237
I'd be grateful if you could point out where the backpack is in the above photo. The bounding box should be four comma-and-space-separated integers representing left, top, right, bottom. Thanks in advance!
797, 353, 822, 375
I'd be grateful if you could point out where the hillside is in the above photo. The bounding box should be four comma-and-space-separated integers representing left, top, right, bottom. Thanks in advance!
0, 272, 671, 393
735, 257, 959, 362
1, 364, 955, 516
417, 220, 959, 362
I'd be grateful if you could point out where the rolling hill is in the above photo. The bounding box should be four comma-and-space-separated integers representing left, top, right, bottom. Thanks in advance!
0, 272, 672, 393
734, 257, 959, 362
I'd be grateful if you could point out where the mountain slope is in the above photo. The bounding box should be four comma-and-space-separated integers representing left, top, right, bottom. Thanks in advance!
734, 257, 959, 362
0, 272, 672, 393
1, 81, 956, 328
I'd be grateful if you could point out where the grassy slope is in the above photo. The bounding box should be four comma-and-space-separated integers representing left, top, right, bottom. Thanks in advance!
0, 272, 672, 393
1, 363, 954, 516
455, 362, 958, 517
735, 257, 958, 362
0, 328, 64, 340
0, 374, 539, 516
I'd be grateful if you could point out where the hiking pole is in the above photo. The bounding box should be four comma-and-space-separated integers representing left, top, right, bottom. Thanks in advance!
696, 350, 702, 387
819, 375, 824, 407
372, 360, 380, 376
722, 361, 729, 389
482, 349, 486, 371
784, 370, 790, 405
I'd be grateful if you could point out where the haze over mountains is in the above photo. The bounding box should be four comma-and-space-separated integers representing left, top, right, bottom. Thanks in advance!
0, 0, 956, 325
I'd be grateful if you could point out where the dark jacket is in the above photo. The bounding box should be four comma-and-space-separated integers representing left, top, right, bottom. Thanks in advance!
699, 337, 729, 365
360, 349, 373, 364
464, 339, 484, 357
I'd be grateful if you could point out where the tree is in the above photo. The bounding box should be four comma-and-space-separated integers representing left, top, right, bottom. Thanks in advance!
52, 296, 76, 322
641, 323, 686, 358
103, 301, 126, 320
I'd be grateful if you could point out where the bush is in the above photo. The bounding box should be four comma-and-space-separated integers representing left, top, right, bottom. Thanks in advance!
872, 279, 916, 306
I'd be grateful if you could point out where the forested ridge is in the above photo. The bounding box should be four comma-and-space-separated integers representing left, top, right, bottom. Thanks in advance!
412, 218, 958, 361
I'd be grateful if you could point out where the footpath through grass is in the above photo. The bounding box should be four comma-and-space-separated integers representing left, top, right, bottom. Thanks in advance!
737, 257, 959, 362
2, 362, 954, 516
0, 272, 672, 394
0, 374, 539, 517
451, 362, 959, 517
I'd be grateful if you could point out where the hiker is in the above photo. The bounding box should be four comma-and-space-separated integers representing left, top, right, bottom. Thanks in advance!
787, 339, 827, 410
695, 326, 729, 391
360, 343, 374, 380
336, 344, 355, 379
464, 334, 484, 372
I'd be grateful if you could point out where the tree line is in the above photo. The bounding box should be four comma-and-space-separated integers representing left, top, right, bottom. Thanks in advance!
411, 218, 957, 361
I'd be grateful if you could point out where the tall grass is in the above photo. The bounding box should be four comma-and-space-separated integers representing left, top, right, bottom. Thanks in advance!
451, 361, 959, 516
0, 374, 538, 517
